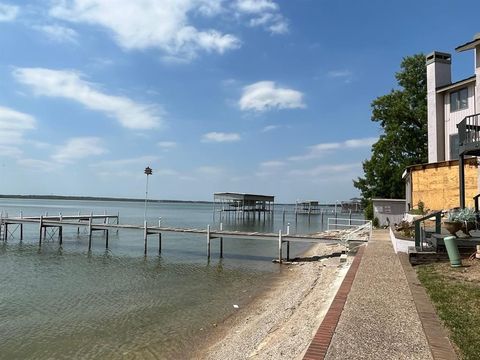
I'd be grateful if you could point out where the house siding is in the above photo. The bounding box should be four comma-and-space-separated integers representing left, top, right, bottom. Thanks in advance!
443, 84, 476, 160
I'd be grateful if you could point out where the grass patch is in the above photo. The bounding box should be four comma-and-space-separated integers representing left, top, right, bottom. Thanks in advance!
417, 263, 480, 360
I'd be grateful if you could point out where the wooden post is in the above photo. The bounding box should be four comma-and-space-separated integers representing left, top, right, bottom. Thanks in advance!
459, 153, 466, 208
220, 222, 223, 258
105, 230, 109, 248
158, 218, 162, 255
207, 224, 211, 260
278, 229, 283, 264
59, 213, 63, 244
39, 215, 43, 245
144, 220, 148, 256
88, 216, 93, 251
4, 223, 7, 241
158, 233, 162, 255
103, 210, 107, 236
20, 223, 23, 241
116, 211, 120, 235
77, 211, 80, 235
287, 241, 290, 261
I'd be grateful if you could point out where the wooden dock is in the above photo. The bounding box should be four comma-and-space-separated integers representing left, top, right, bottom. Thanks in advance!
0, 213, 371, 263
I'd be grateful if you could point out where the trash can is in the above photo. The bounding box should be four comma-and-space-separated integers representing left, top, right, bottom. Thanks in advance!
444, 236, 461, 268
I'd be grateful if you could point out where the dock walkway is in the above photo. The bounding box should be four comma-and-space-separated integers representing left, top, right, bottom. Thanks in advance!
0, 213, 371, 260
303, 229, 457, 360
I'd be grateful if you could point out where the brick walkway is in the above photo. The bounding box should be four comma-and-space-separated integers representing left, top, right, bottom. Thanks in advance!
303, 229, 457, 360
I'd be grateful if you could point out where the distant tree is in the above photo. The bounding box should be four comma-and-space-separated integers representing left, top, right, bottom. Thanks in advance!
354, 54, 427, 216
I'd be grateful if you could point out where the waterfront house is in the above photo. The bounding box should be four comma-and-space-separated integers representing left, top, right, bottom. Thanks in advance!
404, 33, 480, 210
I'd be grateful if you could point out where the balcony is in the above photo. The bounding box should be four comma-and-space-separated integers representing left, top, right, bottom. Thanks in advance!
458, 113, 480, 155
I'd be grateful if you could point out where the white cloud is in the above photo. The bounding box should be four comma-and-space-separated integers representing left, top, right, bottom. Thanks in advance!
260, 160, 285, 168
234, 0, 288, 34
52, 137, 107, 163
202, 132, 241, 143
50, 0, 241, 61
0, 106, 36, 151
90, 155, 162, 177
235, 0, 278, 13
13, 67, 163, 130
239, 81, 305, 112
288, 163, 360, 177
327, 69, 352, 78
157, 141, 177, 149
0, 145, 22, 158
261, 124, 280, 132
197, 165, 223, 175
17, 158, 59, 172
327, 69, 353, 83
0, 3, 18, 22
289, 137, 378, 161
90, 156, 160, 169
34, 24, 78, 43
0, 106, 36, 132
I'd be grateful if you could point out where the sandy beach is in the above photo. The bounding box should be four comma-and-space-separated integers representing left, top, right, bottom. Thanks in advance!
196, 242, 352, 360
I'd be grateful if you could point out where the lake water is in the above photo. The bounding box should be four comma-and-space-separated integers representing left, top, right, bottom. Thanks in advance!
0, 198, 362, 359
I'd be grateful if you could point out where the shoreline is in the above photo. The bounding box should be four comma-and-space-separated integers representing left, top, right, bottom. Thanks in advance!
195, 242, 352, 359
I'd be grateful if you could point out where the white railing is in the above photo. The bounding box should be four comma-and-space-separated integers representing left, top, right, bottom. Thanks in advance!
327, 217, 371, 230
342, 221, 372, 243
327, 217, 372, 246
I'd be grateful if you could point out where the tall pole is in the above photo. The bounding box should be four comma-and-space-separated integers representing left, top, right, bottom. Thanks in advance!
144, 166, 153, 223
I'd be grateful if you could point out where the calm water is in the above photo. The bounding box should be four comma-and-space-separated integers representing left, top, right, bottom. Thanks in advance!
0, 199, 362, 359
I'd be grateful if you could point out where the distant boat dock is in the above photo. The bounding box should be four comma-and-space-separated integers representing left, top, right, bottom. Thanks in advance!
0, 212, 371, 263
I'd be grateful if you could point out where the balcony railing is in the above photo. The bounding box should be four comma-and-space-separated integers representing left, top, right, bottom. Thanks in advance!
458, 113, 480, 153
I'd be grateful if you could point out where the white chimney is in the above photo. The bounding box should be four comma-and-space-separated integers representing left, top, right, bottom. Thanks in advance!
426, 51, 451, 163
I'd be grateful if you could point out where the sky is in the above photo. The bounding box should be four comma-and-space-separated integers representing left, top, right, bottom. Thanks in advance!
0, 0, 479, 202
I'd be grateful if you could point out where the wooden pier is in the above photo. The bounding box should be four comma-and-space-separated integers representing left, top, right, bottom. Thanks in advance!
0, 213, 371, 263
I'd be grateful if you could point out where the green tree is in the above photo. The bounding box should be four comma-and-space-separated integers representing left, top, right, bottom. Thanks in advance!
354, 54, 427, 214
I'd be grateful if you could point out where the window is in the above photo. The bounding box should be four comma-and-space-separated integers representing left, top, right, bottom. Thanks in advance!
450, 88, 468, 112
450, 133, 459, 160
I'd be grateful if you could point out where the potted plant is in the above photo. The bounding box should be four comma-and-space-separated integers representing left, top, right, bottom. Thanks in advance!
444, 208, 477, 236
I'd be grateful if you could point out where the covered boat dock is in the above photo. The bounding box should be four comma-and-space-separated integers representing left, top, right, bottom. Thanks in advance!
214, 192, 274, 220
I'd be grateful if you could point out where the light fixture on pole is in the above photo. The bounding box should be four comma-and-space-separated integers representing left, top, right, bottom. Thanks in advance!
144, 166, 153, 223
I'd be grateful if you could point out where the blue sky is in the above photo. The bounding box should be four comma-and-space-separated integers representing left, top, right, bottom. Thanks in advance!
0, 0, 479, 202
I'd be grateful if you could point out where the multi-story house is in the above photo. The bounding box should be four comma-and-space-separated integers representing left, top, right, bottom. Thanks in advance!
404, 33, 480, 210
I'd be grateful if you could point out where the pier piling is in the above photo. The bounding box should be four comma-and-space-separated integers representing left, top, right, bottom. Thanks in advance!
278, 230, 283, 264
219, 222, 223, 258
158, 217, 162, 255
144, 220, 148, 256
38, 216, 43, 245
88, 216, 93, 251
207, 225, 211, 260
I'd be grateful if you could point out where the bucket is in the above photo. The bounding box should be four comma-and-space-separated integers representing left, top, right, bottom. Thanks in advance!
444, 236, 461, 267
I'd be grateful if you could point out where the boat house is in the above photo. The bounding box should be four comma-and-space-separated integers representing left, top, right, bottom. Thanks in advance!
214, 192, 274, 220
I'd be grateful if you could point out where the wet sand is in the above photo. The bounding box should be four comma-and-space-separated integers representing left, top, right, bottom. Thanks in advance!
196, 243, 351, 360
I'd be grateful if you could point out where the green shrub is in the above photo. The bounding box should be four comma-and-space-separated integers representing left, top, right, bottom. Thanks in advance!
364, 200, 373, 220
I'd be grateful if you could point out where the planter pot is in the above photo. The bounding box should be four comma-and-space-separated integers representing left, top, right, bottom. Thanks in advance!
461, 221, 476, 237
443, 221, 462, 237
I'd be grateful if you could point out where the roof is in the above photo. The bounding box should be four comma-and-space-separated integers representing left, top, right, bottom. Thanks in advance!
372, 198, 405, 203
456, 33, 480, 52
297, 200, 318, 204
403, 158, 478, 175
436, 75, 475, 93
214, 192, 274, 201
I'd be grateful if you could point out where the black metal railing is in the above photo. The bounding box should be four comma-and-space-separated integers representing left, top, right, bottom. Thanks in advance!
458, 113, 480, 151
413, 210, 442, 249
